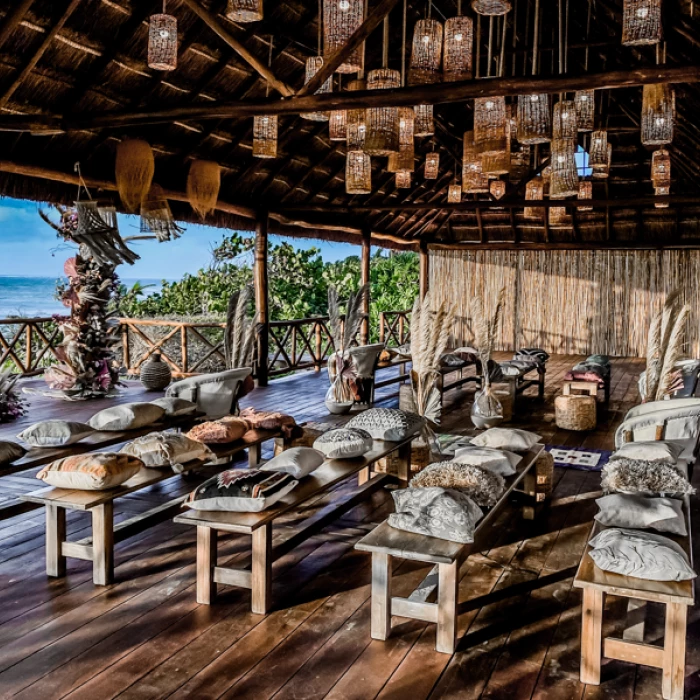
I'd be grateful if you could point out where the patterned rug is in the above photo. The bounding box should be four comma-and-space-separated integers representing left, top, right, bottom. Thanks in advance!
546, 445, 613, 471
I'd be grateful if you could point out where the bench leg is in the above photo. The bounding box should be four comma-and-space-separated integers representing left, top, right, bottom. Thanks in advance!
395, 440, 412, 484
358, 467, 371, 486
436, 561, 458, 654
662, 602, 687, 700
46, 505, 66, 577
196, 526, 217, 605
248, 442, 262, 468
371, 552, 392, 641
580, 588, 604, 685
251, 524, 272, 614
92, 502, 114, 585
538, 368, 546, 400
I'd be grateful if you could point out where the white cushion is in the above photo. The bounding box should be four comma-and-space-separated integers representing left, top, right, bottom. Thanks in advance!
260, 447, 325, 479
120, 431, 215, 469
150, 397, 198, 417
88, 402, 165, 431
453, 446, 520, 477
470, 428, 541, 452
313, 428, 373, 459
595, 494, 687, 536
18, 420, 93, 447
611, 441, 685, 464
346, 408, 425, 441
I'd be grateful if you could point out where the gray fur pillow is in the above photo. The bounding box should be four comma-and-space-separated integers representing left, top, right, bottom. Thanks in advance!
410, 461, 505, 507
346, 408, 425, 441
601, 458, 695, 497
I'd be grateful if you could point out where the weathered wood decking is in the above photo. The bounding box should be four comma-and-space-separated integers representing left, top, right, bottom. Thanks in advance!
0, 354, 698, 699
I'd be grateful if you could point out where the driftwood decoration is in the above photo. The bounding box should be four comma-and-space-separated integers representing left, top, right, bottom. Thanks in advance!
224, 285, 258, 369
187, 160, 221, 219
115, 139, 155, 212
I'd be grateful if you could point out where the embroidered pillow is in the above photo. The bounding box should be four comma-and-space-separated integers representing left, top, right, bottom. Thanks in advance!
601, 459, 694, 497
388, 487, 483, 543
120, 431, 215, 469
453, 446, 520, 477
150, 397, 198, 417
410, 461, 505, 507
184, 469, 297, 512
260, 447, 325, 479
186, 417, 249, 444
346, 408, 425, 442
37, 453, 143, 491
595, 493, 687, 536
313, 428, 373, 459
611, 441, 685, 464
470, 428, 541, 452
88, 402, 165, 432
18, 420, 94, 447
0, 440, 26, 466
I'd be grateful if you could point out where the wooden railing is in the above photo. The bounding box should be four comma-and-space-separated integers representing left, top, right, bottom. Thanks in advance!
267, 317, 335, 378
379, 310, 411, 348
0, 317, 63, 375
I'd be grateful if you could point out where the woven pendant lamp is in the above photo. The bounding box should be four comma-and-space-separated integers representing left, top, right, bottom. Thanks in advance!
187, 160, 221, 219
323, 0, 364, 73
651, 148, 671, 188
553, 100, 578, 140
592, 143, 612, 179
409, 19, 443, 85
346, 79, 366, 151
346, 151, 371, 194
655, 185, 669, 207
448, 183, 462, 202
365, 68, 401, 155
482, 121, 511, 176
388, 108, 415, 173
148, 4, 177, 71
474, 96, 508, 155
463, 131, 490, 193
490, 180, 506, 199
425, 152, 440, 179
578, 180, 593, 211
115, 139, 155, 212
549, 206, 571, 227
575, 90, 595, 132
329, 110, 347, 141
589, 130, 608, 170
396, 171, 412, 188
414, 104, 434, 137
302, 57, 332, 122
524, 177, 544, 218
517, 94, 551, 144
443, 16, 473, 81
510, 148, 530, 181
550, 139, 578, 199
641, 83, 674, 145
227, 0, 263, 21
622, 0, 662, 46
252, 115, 278, 158
388, 146, 415, 173
471, 0, 512, 15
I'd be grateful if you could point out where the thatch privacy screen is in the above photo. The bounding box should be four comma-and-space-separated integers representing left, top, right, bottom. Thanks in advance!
430, 248, 700, 357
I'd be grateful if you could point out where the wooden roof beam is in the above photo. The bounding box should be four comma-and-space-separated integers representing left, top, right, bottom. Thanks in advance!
0, 0, 35, 51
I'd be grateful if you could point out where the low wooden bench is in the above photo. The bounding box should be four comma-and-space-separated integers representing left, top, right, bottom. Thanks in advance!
173, 436, 413, 614
355, 444, 545, 654
21, 428, 280, 585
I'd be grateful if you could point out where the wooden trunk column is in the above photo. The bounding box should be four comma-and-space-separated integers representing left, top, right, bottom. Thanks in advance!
419, 241, 429, 299
255, 212, 270, 387
361, 228, 371, 345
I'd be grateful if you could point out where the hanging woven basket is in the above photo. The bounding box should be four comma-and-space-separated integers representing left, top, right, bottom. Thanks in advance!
187, 160, 221, 220
115, 139, 155, 212
471, 0, 512, 16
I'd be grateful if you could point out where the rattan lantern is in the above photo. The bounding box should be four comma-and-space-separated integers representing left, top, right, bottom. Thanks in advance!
463, 131, 490, 193
510, 148, 530, 181
553, 100, 578, 140
516, 94, 551, 145
302, 57, 332, 122
414, 104, 434, 137
641, 83, 674, 146
443, 16, 473, 81
388, 108, 416, 173
651, 148, 671, 188
593, 143, 612, 179
396, 171, 412, 188
490, 180, 506, 199
329, 110, 347, 141
252, 115, 278, 158
346, 79, 366, 151
550, 139, 578, 199
482, 121, 511, 176
589, 130, 608, 170
409, 19, 443, 85
471, 0, 512, 15
323, 0, 364, 73
448, 183, 463, 202
575, 90, 595, 132
346, 151, 371, 194
475, 96, 508, 155
622, 0, 662, 46
148, 6, 177, 71
365, 68, 401, 155
388, 146, 415, 173
549, 206, 571, 227
655, 185, 669, 207
578, 180, 593, 210
227, 0, 263, 21
524, 177, 544, 218
425, 152, 440, 179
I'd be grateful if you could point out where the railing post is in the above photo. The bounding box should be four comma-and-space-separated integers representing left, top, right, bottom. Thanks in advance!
399, 315, 406, 346
315, 322, 322, 372
379, 312, 386, 344
254, 211, 270, 387
361, 227, 371, 345
181, 324, 188, 375
25, 323, 32, 373
291, 324, 297, 370
121, 322, 130, 372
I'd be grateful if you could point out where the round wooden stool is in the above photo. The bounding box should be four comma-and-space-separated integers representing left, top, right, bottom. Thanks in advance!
555, 394, 596, 431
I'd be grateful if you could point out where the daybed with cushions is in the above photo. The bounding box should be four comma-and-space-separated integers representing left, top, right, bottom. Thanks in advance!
614, 398, 700, 448
564, 355, 611, 402
166, 368, 252, 419
486, 348, 548, 401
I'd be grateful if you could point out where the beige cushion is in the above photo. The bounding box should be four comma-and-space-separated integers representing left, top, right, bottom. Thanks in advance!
120, 431, 215, 469
595, 493, 687, 536
470, 428, 540, 452
0, 440, 26, 466
37, 453, 143, 491
611, 441, 685, 464
453, 446, 520, 477
186, 417, 249, 444
260, 447, 325, 479
410, 461, 505, 507
18, 420, 93, 447
88, 403, 165, 432
150, 397, 198, 417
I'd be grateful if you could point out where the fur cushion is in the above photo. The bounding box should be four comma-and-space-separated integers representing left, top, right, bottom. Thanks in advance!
595, 493, 687, 536
601, 458, 694, 497
0, 440, 26, 466
313, 428, 373, 459
37, 453, 144, 491
186, 417, 249, 444
611, 441, 684, 464
239, 408, 297, 438
470, 428, 541, 452
88, 402, 165, 432
18, 420, 93, 447
346, 408, 425, 441
150, 397, 198, 417
120, 431, 215, 469
453, 446, 520, 477
410, 461, 505, 507
260, 447, 325, 479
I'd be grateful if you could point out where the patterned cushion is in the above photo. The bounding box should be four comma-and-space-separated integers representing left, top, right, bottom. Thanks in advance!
260, 447, 325, 479
88, 403, 165, 432
601, 458, 694, 497
120, 431, 215, 469
595, 494, 687, 536
184, 468, 298, 512
346, 408, 425, 442
313, 428, 373, 459
410, 461, 505, 507
0, 440, 26, 466
150, 397, 198, 417
18, 420, 94, 447
186, 417, 249, 444
388, 487, 483, 543
470, 428, 540, 452
514, 348, 549, 364
37, 453, 143, 491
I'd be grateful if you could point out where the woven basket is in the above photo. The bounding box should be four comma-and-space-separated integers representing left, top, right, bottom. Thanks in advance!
555, 395, 596, 431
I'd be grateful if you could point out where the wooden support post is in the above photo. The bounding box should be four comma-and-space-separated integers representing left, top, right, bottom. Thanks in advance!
46, 505, 66, 577
580, 587, 604, 685
396, 440, 412, 484
662, 603, 687, 700
196, 526, 217, 605
361, 228, 371, 345
436, 561, 459, 654
371, 552, 392, 641
255, 212, 270, 387
92, 502, 114, 585
251, 524, 272, 614
419, 240, 429, 299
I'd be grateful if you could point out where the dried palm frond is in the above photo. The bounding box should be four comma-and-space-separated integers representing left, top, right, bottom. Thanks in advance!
470, 287, 505, 364
644, 308, 663, 401
327, 285, 342, 350
327, 283, 370, 354
224, 285, 258, 369
656, 304, 690, 400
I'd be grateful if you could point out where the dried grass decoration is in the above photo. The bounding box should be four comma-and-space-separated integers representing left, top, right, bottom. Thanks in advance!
140, 184, 184, 242
115, 139, 155, 212
187, 160, 221, 220
224, 284, 259, 369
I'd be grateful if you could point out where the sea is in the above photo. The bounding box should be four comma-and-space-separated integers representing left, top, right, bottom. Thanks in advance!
0, 276, 165, 319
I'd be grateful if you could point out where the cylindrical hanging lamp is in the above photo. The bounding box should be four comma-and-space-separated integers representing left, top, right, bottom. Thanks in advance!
574, 90, 595, 132
443, 16, 473, 81
550, 138, 578, 199
549, 206, 570, 226
463, 130, 490, 193
578, 180, 593, 210
425, 151, 440, 179
553, 100, 578, 140
365, 68, 401, 155
448, 183, 463, 202
148, 5, 178, 71
641, 83, 674, 145
346, 79, 366, 151
346, 151, 372, 194
227, 0, 263, 21
388, 108, 416, 173
592, 143, 612, 179
474, 96, 508, 155
622, 0, 662, 46
414, 104, 434, 137
302, 57, 332, 122
396, 171, 412, 188
510, 148, 530, 181
654, 185, 669, 207
482, 118, 511, 176
651, 148, 671, 188
409, 19, 443, 85
471, 0, 512, 16
517, 94, 552, 144
524, 177, 544, 218
252, 115, 278, 158
589, 130, 608, 170
323, 0, 364, 73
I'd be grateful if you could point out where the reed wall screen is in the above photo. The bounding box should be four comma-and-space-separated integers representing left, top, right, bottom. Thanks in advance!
430, 249, 700, 357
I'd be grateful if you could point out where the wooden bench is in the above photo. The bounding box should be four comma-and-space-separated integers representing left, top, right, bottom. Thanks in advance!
563, 377, 611, 403
173, 436, 414, 614
20, 428, 280, 585
355, 444, 545, 654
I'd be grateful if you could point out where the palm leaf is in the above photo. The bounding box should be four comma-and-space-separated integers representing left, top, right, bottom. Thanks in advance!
342, 283, 370, 350
224, 284, 255, 368
656, 305, 689, 400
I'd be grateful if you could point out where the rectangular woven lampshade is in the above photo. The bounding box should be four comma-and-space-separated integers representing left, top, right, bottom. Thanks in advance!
641, 83, 674, 145
148, 12, 178, 71
388, 108, 415, 173
409, 19, 443, 85
553, 100, 578, 140
443, 16, 473, 81
365, 69, 401, 155
482, 122, 511, 176
448, 183, 462, 203
589, 130, 608, 170
549, 206, 571, 227
593, 143, 612, 179
510, 148, 530, 181
424, 152, 440, 179
517, 94, 551, 145
346, 79, 366, 150
475, 96, 508, 156
302, 57, 332, 122
575, 90, 595, 132
396, 171, 412, 188
252, 115, 278, 158
463, 131, 490, 193
578, 180, 593, 210
655, 185, 669, 207
471, 0, 512, 15
651, 148, 671, 188
388, 146, 415, 173
622, 0, 662, 46
323, 0, 364, 74
550, 138, 578, 199
329, 110, 347, 141
346, 151, 371, 194
414, 104, 434, 137
227, 0, 263, 21
524, 177, 544, 218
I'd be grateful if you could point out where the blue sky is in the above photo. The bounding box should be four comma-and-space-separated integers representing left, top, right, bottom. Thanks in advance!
0, 198, 361, 280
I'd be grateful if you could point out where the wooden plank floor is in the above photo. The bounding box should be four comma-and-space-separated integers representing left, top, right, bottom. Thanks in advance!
0, 355, 698, 700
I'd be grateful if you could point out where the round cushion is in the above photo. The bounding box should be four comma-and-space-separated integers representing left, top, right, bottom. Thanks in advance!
313, 428, 373, 459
